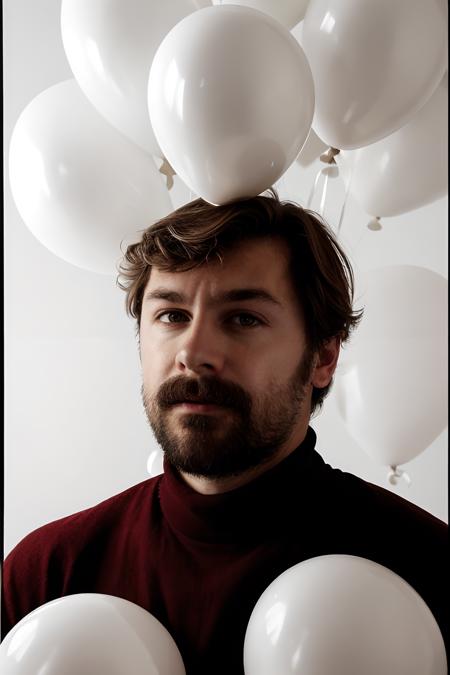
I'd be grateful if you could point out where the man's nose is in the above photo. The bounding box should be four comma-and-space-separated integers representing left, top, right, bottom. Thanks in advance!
175, 320, 226, 376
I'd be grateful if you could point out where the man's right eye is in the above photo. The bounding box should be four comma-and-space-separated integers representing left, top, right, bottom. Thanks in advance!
156, 311, 189, 324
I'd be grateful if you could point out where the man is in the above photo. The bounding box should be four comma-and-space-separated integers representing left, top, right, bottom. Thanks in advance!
2, 192, 448, 672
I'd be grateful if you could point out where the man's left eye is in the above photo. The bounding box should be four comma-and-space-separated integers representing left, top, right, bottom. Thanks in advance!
230, 314, 261, 328
157, 311, 188, 323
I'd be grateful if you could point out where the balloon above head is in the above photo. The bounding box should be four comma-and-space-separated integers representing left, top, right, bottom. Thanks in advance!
336, 73, 448, 218
0, 593, 186, 674
334, 265, 448, 470
302, 0, 448, 149
148, 5, 315, 205
61, 0, 208, 157
244, 554, 447, 675
211, 0, 311, 29
9, 79, 172, 276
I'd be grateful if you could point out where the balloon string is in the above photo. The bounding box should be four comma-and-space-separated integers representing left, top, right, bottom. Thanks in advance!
306, 147, 340, 220
306, 167, 324, 210
336, 161, 353, 237
319, 171, 329, 216
306, 167, 331, 218
387, 465, 412, 487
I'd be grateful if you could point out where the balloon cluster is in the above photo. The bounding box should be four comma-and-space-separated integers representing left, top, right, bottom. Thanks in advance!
8, 0, 447, 265
1, 557, 447, 673
299, 0, 448, 221
7, 1, 448, 474
8, 1, 316, 275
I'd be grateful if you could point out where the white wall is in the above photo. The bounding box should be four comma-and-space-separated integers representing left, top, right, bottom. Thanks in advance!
3, 0, 448, 557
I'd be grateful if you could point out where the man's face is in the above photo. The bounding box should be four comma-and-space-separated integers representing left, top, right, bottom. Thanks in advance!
139, 237, 315, 479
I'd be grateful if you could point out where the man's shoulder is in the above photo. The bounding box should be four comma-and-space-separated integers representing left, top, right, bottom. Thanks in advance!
5, 474, 162, 563
321, 461, 447, 538
2, 474, 164, 639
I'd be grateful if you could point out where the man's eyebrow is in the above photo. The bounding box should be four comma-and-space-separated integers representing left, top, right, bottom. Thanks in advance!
144, 288, 185, 303
219, 288, 282, 306
143, 287, 282, 307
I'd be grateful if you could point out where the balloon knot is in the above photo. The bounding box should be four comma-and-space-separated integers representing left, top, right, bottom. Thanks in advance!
320, 147, 340, 164
159, 157, 176, 190
388, 465, 411, 487
367, 216, 382, 231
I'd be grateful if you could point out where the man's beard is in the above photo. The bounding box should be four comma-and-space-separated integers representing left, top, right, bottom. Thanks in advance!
141, 351, 314, 479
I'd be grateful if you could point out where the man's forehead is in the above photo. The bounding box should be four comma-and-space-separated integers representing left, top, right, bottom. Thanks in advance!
144, 237, 292, 294
144, 244, 295, 310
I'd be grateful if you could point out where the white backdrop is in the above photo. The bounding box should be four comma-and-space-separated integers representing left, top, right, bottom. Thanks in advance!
3, 0, 448, 556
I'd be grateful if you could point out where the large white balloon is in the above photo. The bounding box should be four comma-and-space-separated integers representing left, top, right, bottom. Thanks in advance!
336, 74, 448, 217
334, 266, 448, 467
61, 0, 209, 156
244, 555, 447, 675
9, 79, 172, 276
211, 0, 310, 29
148, 5, 314, 205
0, 594, 186, 674
302, 0, 448, 149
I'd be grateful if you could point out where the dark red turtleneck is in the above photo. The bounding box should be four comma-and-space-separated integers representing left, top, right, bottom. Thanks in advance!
2, 427, 448, 672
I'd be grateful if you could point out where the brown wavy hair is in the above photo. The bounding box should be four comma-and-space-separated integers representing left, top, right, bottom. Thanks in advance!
117, 189, 362, 413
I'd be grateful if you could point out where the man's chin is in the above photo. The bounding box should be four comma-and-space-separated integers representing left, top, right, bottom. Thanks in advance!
158, 426, 247, 477
166, 449, 277, 481
150, 407, 276, 478
164, 451, 256, 480
161, 431, 279, 480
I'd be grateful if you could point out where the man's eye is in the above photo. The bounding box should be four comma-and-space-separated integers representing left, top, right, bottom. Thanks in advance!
230, 313, 262, 328
157, 311, 188, 324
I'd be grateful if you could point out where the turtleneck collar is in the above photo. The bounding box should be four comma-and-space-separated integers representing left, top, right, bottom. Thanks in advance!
159, 426, 325, 544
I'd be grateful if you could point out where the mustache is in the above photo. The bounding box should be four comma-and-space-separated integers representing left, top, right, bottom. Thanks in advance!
155, 375, 251, 412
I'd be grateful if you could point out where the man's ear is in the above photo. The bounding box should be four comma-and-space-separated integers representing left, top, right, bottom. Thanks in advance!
311, 337, 341, 388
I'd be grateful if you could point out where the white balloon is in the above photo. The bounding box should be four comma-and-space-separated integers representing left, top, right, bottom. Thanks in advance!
334, 266, 448, 467
302, 0, 448, 149
211, 0, 310, 29
61, 0, 209, 156
9, 79, 172, 276
244, 555, 447, 675
291, 20, 328, 168
147, 449, 164, 477
336, 74, 448, 217
0, 593, 186, 674
148, 5, 314, 205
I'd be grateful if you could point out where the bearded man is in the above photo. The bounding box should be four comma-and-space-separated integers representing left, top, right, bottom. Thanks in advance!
3, 192, 447, 673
